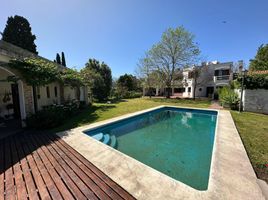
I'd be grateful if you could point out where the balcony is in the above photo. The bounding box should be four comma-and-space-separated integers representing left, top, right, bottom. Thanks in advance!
213, 75, 231, 85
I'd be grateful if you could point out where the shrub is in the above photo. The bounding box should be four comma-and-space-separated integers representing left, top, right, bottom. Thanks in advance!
26, 107, 65, 129
26, 100, 80, 129
237, 74, 268, 89
124, 91, 142, 99
218, 86, 239, 110
79, 101, 86, 109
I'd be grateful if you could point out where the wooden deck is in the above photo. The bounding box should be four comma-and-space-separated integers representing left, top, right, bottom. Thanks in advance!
0, 132, 135, 200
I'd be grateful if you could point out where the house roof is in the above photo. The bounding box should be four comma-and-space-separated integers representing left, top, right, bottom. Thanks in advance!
248, 70, 268, 75
0, 40, 66, 70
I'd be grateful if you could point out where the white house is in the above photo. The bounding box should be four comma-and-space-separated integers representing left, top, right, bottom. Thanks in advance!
143, 60, 243, 98
181, 61, 241, 98
0, 40, 89, 127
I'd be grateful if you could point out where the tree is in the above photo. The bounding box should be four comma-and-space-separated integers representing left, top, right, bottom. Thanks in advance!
249, 44, 268, 71
81, 59, 112, 101
91, 73, 106, 101
136, 57, 162, 97
117, 74, 140, 92
99, 63, 112, 98
61, 52, 66, 67
56, 53, 61, 64
141, 27, 200, 98
2, 15, 38, 54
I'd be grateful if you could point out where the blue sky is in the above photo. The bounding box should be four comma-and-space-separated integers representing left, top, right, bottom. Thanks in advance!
1, 0, 268, 77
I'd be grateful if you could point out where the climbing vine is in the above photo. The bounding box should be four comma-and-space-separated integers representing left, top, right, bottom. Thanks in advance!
8, 58, 59, 86
8, 58, 84, 87
60, 68, 84, 88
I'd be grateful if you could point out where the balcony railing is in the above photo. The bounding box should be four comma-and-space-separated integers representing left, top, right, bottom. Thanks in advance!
213, 75, 230, 82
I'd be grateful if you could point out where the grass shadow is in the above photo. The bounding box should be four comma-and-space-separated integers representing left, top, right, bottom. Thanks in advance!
147, 97, 211, 105
48, 104, 116, 133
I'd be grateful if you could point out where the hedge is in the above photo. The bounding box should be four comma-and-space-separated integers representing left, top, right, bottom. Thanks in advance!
237, 74, 268, 90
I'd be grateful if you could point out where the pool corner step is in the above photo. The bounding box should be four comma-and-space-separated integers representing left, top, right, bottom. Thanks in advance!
109, 135, 117, 148
102, 134, 111, 144
92, 133, 104, 141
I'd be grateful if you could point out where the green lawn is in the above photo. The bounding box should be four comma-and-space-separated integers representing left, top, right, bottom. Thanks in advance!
231, 111, 268, 182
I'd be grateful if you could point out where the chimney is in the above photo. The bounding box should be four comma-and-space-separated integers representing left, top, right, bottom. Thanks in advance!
238, 60, 243, 73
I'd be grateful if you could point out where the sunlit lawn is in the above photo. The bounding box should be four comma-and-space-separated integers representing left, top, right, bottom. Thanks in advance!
231, 111, 268, 182
52, 97, 210, 132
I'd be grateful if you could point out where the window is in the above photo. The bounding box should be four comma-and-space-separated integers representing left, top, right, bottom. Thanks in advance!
222, 69, 230, 75
54, 86, 58, 97
46, 86, 50, 98
199, 88, 202, 91
188, 87, 191, 92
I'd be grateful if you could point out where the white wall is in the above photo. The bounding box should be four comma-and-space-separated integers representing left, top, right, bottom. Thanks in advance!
182, 70, 194, 98
64, 86, 76, 102
242, 89, 268, 114
36, 84, 87, 110
182, 62, 232, 98
37, 82, 61, 110
182, 88, 193, 98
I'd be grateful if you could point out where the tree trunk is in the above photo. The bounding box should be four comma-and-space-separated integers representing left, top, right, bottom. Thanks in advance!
193, 85, 196, 100
166, 78, 172, 98
166, 87, 171, 98
149, 87, 152, 98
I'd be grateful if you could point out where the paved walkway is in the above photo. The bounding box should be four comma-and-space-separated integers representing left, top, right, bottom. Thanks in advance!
209, 100, 223, 110
0, 132, 135, 200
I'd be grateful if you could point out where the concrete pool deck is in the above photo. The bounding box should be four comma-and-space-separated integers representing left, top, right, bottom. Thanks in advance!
57, 106, 265, 199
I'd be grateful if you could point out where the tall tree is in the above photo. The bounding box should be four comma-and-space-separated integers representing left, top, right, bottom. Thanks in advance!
2, 15, 38, 54
117, 74, 140, 91
81, 59, 112, 101
61, 52, 66, 67
137, 56, 165, 97
141, 27, 200, 98
56, 53, 61, 64
249, 44, 268, 71
99, 63, 112, 98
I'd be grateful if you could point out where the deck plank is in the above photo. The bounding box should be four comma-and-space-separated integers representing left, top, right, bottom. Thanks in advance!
42, 134, 115, 200
49, 134, 136, 200
16, 135, 51, 200
27, 135, 75, 200
12, 135, 39, 200
10, 136, 28, 200
0, 132, 135, 200
31, 134, 89, 200
37, 134, 99, 200
0, 139, 5, 200
4, 137, 16, 200
22, 135, 63, 200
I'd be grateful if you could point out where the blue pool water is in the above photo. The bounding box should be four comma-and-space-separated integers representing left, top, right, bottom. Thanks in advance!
84, 107, 217, 190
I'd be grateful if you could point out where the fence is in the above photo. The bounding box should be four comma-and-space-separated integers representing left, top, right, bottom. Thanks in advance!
236, 89, 268, 114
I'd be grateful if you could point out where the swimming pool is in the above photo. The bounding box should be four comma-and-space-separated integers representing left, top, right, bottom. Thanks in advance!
84, 107, 217, 190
